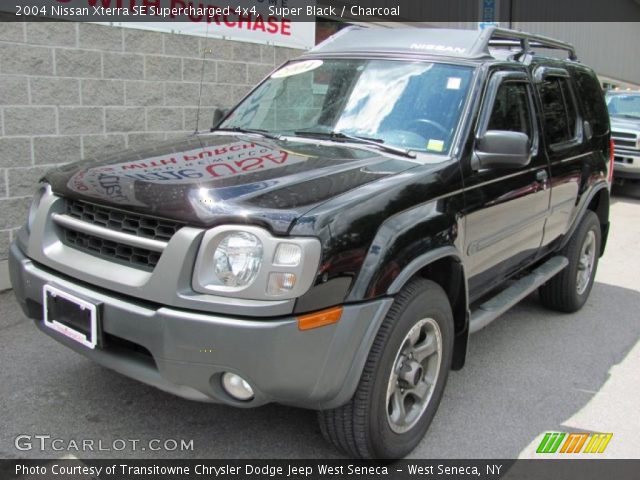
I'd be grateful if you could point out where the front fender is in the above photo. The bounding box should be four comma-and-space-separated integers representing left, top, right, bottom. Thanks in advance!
346, 198, 470, 370
291, 160, 466, 315
346, 199, 465, 302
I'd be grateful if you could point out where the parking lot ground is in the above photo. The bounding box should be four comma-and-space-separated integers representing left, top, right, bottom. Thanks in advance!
1, 190, 639, 459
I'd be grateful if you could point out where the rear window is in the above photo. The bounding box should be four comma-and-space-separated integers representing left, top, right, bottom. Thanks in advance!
573, 69, 609, 136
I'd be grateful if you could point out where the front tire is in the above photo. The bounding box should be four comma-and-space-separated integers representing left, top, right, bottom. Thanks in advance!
318, 278, 454, 459
539, 211, 601, 313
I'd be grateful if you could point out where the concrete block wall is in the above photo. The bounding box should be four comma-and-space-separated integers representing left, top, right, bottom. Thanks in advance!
0, 21, 304, 290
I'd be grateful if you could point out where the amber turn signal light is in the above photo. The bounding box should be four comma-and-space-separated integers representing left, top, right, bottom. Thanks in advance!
297, 306, 343, 331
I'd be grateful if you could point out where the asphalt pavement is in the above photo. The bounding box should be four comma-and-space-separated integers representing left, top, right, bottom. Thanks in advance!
1, 187, 639, 460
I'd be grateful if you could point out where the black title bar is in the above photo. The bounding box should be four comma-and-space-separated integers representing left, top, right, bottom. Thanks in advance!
2, 0, 640, 22
3, 459, 640, 480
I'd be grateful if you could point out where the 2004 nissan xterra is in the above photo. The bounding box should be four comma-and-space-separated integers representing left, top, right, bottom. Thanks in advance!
10, 27, 612, 458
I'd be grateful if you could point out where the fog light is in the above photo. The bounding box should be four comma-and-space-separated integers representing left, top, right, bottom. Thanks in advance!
221, 372, 254, 401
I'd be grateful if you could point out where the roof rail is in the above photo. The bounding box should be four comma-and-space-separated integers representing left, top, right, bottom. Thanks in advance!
474, 27, 577, 61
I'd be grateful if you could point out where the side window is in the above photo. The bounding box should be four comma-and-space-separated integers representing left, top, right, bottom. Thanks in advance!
538, 76, 579, 145
487, 82, 532, 140
574, 70, 608, 136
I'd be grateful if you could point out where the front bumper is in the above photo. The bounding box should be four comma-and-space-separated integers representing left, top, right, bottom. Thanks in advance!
9, 242, 392, 409
614, 152, 640, 180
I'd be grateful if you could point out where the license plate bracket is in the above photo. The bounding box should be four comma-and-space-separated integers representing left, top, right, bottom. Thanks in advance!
43, 285, 100, 349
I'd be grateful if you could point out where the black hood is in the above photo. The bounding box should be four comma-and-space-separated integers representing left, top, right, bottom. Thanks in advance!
44, 133, 419, 233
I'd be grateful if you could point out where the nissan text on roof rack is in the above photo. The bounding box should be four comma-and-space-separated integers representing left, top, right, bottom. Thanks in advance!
10, 26, 612, 459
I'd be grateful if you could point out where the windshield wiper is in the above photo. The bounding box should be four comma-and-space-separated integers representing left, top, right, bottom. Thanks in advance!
293, 130, 416, 159
216, 126, 280, 140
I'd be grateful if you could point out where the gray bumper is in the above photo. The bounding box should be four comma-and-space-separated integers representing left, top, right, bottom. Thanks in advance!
9, 242, 392, 409
614, 152, 640, 179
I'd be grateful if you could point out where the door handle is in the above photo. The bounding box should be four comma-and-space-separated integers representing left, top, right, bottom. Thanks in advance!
536, 170, 549, 182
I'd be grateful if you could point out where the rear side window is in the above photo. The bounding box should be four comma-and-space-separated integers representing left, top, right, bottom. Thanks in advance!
538, 77, 579, 145
487, 82, 532, 139
574, 70, 608, 136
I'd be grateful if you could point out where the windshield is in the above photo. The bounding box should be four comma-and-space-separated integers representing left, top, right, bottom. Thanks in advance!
220, 59, 474, 154
606, 93, 640, 118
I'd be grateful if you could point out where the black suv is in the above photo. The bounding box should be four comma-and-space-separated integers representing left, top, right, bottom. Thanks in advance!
10, 27, 612, 459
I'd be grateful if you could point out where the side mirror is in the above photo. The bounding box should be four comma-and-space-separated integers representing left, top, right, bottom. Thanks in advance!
473, 131, 531, 170
212, 108, 230, 130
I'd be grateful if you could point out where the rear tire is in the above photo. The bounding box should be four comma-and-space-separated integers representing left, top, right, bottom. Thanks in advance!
318, 278, 454, 459
539, 211, 601, 313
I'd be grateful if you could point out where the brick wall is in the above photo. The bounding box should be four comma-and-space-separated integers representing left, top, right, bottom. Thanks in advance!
0, 20, 303, 289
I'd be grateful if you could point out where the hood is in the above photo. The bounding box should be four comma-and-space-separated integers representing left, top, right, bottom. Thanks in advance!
44, 133, 419, 233
610, 115, 640, 130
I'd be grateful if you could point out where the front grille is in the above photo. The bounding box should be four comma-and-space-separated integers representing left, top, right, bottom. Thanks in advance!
65, 199, 182, 242
59, 199, 184, 270
612, 131, 639, 151
612, 131, 636, 140
613, 139, 638, 149
63, 228, 162, 270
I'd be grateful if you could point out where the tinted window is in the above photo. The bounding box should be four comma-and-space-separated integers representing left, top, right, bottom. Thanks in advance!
487, 82, 532, 139
574, 69, 608, 135
538, 77, 579, 145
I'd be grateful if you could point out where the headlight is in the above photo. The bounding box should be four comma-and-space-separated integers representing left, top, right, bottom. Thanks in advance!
213, 232, 263, 287
193, 226, 321, 300
27, 183, 51, 233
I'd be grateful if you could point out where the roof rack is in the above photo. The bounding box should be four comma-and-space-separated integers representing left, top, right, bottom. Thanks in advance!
475, 27, 578, 61
307, 26, 577, 62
